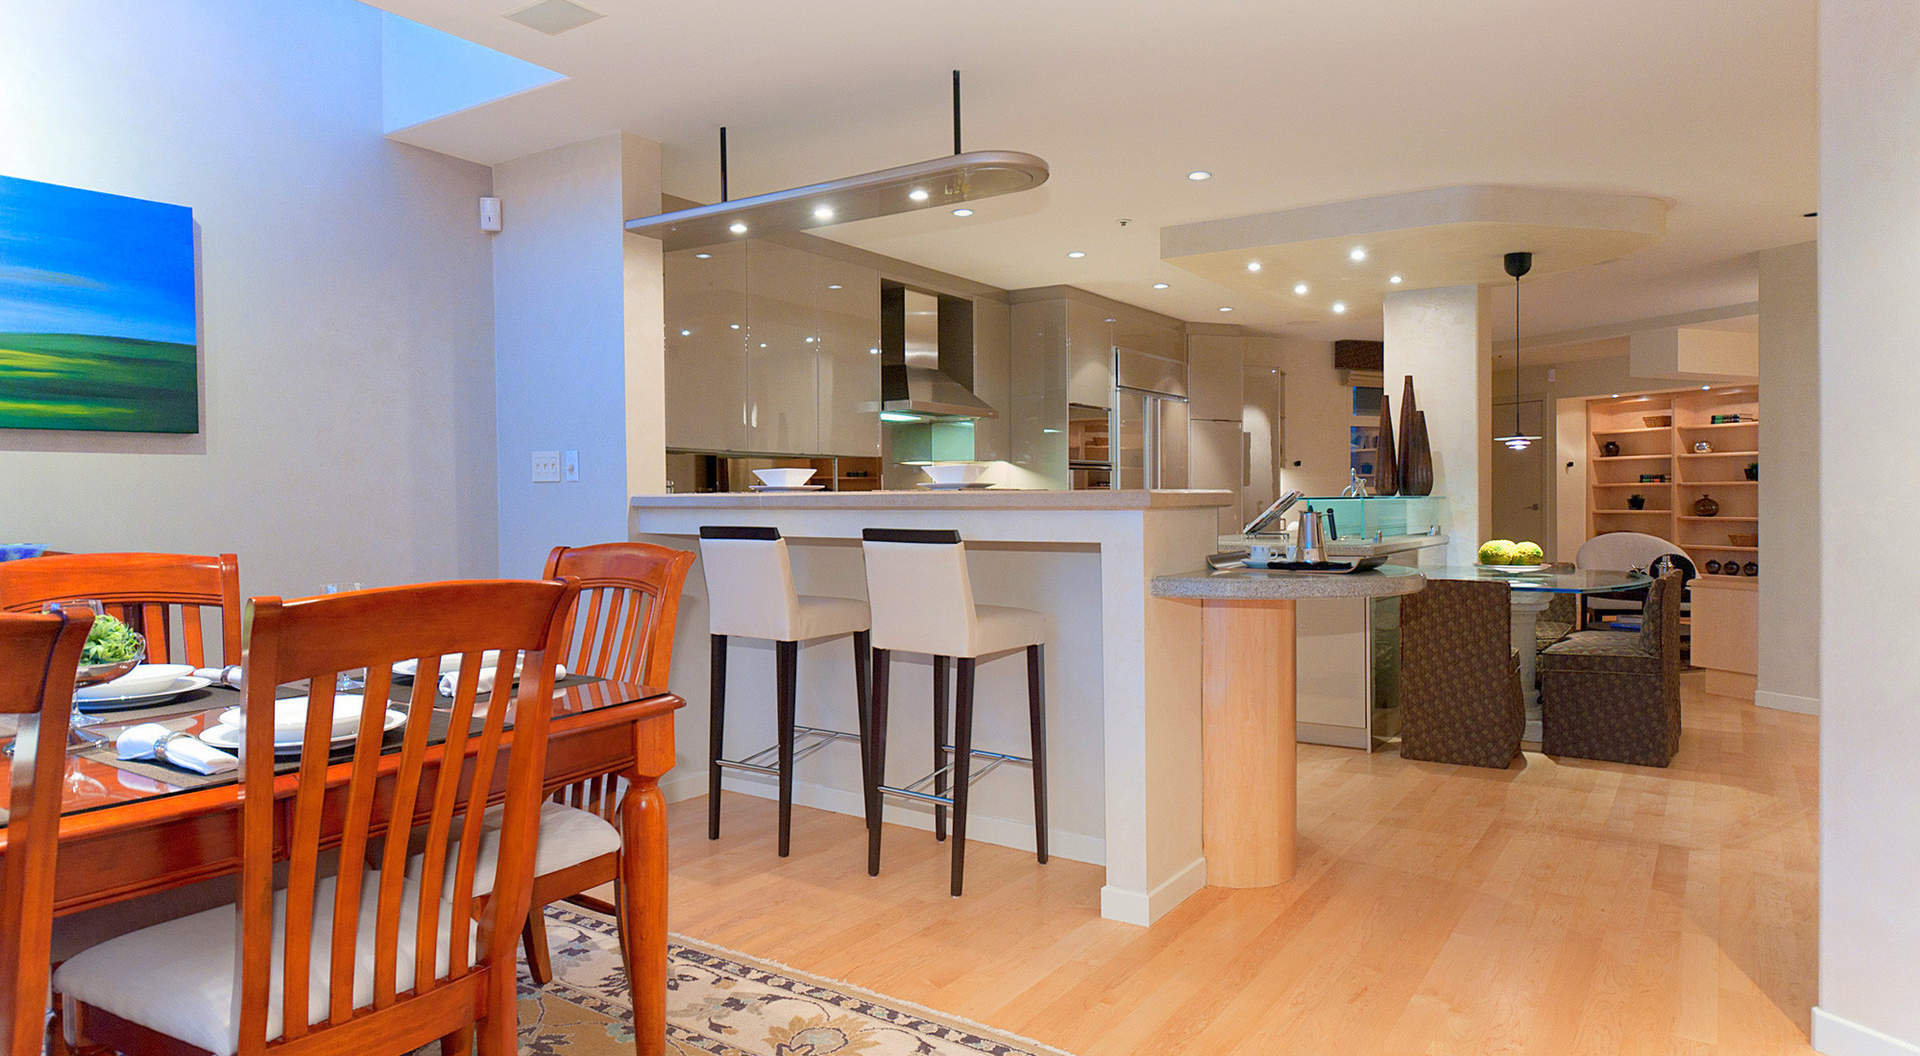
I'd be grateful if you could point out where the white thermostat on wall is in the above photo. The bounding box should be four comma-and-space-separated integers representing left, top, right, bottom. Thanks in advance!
479, 196, 502, 233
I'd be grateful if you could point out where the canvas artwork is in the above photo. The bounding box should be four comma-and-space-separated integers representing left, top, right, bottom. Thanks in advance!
0, 173, 198, 433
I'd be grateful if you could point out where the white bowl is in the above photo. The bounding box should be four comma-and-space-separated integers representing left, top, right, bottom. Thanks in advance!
921, 463, 986, 486
76, 663, 196, 700
752, 468, 816, 487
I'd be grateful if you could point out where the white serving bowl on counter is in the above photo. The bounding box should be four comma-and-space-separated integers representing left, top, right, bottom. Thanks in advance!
752, 467, 816, 488
921, 463, 986, 486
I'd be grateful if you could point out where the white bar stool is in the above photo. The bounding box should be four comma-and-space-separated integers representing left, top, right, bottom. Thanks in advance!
698, 526, 873, 856
859, 528, 1048, 896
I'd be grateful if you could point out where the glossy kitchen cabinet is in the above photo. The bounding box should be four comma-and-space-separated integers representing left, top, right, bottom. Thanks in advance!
1066, 300, 1113, 408
745, 241, 822, 454
814, 255, 882, 456
664, 242, 749, 451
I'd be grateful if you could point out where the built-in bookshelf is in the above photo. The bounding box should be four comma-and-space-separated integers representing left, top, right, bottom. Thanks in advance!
1587, 385, 1759, 578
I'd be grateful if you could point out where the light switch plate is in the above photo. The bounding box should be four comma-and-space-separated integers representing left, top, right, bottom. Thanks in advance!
531, 450, 561, 482
562, 449, 579, 482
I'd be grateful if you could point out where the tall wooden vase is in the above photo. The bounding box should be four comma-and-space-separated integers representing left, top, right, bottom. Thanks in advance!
1397, 376, 1418, 495
1375, 393, 1399, 494
1403, 410, 1435, 496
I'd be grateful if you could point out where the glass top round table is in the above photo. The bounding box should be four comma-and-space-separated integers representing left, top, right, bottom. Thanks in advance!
1426, 566, 1653, 593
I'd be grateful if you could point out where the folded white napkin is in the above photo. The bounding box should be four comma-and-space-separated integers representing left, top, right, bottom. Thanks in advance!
192, 665, 242, 688
439, 657, 566, 698
117, 723, 238, 775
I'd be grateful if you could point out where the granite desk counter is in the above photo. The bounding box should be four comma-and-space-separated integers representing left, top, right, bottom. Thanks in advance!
1151, 565, 1427, 887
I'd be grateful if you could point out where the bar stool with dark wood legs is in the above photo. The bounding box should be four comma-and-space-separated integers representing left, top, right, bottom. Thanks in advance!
859, 528, 1048, 896
698, 526, 873, 856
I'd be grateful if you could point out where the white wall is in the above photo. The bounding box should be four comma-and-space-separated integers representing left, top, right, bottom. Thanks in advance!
1246, 336, 1348, 498
1815, 5, 1920, 1053
491, 134, 662, 577
1756, 242, 1818, 715
0, 0, 498, 609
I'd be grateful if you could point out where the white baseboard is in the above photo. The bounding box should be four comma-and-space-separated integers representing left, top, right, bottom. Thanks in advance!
1099, 856, 1208, 927
1755, 689, 1820, 715
1813, 1007, 1920, 1056
667, 769, 1106, 867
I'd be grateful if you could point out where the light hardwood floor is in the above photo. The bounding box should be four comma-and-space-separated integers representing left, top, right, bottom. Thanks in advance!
665, 672, 1817, 1055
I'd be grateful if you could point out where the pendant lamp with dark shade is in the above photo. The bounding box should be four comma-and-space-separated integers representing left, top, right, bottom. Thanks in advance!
1494, 251, 1542, 451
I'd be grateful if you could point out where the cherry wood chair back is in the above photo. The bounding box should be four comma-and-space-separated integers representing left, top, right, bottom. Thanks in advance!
0, 552, 242, 666
0, 610, 91, 1056
235, 578, 576, 1056
541, 543, 692, 821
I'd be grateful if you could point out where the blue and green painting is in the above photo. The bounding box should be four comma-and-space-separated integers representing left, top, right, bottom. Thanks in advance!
0, 174, 197, 433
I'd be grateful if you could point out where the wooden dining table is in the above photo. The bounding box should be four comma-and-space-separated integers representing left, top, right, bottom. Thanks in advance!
0, 676, 681, 1056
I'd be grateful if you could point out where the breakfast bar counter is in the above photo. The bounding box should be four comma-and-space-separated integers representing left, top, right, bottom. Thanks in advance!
631, 489, 1229, 925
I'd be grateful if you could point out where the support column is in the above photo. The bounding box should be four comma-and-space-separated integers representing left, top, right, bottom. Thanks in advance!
1755, 242, 1818, 716
1382, 285, 1494, 566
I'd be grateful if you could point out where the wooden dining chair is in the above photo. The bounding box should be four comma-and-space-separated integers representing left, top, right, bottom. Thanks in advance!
54, 578, 578, 1056
0, 552, 243, 666
0, 610, 91, 1056
517, 542, 693, 983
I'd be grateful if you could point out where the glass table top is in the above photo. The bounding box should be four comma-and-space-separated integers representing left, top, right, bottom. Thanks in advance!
1426, 566, 1654, 594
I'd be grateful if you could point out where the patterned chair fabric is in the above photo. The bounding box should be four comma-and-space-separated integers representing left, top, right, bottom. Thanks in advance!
1538, 571, 1683, 767
1534, 592, 1578, 653
1398, 579, 1524, 769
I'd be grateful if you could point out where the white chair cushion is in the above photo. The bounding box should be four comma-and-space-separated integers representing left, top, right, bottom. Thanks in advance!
54, 872, 461, 1056
791, 595, 871, 642
968, 604, 1046, 658
409, 799, 622, 899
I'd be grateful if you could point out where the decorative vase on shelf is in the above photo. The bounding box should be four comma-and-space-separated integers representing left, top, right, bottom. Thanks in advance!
1693, 494, 1720, 517
1705, 559, 1723, 575
1720, 563, 1741, 576
1397, 376, 1418, 494
1745, 462, 1759, 481
1602, 439, 1621, 458
1375, 393, 1399, 494
1693, 440, 1714, 453
1627, 493, 1647, 510
1403, 411, 1435, 496
1743, 561, 1760, 577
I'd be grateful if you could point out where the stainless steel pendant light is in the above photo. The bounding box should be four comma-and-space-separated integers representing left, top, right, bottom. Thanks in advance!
1494, 250, 1542, 451
625, 71, 1049, 250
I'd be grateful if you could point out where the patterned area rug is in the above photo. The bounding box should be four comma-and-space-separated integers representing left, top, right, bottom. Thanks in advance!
512, 906, 1076, 1056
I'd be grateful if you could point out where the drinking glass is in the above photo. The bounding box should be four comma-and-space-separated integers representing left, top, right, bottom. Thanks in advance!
322, 583, 366, 691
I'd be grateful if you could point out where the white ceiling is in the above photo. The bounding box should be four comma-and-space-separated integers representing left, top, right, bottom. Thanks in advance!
372, 0, 1816, 344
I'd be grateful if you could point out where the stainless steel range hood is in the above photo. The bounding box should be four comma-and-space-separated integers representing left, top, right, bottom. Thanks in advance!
880, 285, 997, 421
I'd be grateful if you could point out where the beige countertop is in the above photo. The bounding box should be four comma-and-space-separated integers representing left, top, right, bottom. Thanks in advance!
631, 488, 1233, 511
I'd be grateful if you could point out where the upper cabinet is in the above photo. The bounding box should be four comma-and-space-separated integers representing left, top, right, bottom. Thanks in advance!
815, 256, 882, 457
664, 242, 749, 452
744, 241, 822, 455
1065, 301, 1113, 407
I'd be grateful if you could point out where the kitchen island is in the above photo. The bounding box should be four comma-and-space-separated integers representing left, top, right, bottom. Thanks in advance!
631, 488, 1227, 925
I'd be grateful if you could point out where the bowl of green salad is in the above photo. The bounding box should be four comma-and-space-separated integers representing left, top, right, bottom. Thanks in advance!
74, 610, 147, 686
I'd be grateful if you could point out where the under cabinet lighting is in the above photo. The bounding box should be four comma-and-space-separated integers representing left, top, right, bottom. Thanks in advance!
694, 252, 711, 259
880, 411, 924, 423
728, 221, 748, 234
909, 188, 930, 202
813, 205, 835, 220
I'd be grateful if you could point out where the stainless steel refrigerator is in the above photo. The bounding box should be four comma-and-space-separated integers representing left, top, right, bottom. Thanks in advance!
1112, 345, 1189, 490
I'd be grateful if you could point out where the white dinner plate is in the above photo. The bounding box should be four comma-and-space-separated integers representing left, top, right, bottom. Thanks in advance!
200, 706, 407, 756
74, 675, 213, 713
1479, 564, 1548, 574
747, 484, 826, 492
75, 664, 196, 701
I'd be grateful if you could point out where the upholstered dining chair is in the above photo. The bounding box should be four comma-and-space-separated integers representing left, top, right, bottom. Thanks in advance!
0, 610, 91, 1056
1398, 578, 1525, 769
0, 552, 243, 667
516, 542, 693, 984
1539, 570, 1684, 766
54, 578, 578, 1056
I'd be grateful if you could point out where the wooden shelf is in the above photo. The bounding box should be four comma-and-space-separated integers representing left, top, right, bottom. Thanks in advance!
1592, 482, 1673, 488
1595, 509, 1670, 515
1689, 545, 1758, 553
1679, 479, 1756, 487
1593, 454, 1675, 463
1678, 515, 1757, 522
1594, 426, 1673, 436
1679, 450, 1759, 459
1678, 420, 1758, 430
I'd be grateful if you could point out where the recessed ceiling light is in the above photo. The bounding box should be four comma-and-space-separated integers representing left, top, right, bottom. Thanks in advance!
1293, 283, 1309, 296
1348, 247, 1367, 262
909, 188, 930, 202
1152, 282, 1170, 290
1187, 170, 1212, 181
812, 205, 835, 221
1246, 261, 1262, 272
694, 252, 711, 259
729, 323, 741, 330
1331, 301, 1348, 314
1067, 250, 1086, 259
1701, 385, 1712, 390
504, 0, 603, 35
827, 283, 843, 290
1389, 274, 1403, 284
952, 207, 974, 217
1218, 306, 1234, 313
728, 221, 748, 234
679, 329, 691, 337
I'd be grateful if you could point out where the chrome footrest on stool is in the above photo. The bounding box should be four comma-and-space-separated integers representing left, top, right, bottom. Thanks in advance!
715, 724, 861, 778
877, 746, 1032, 806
